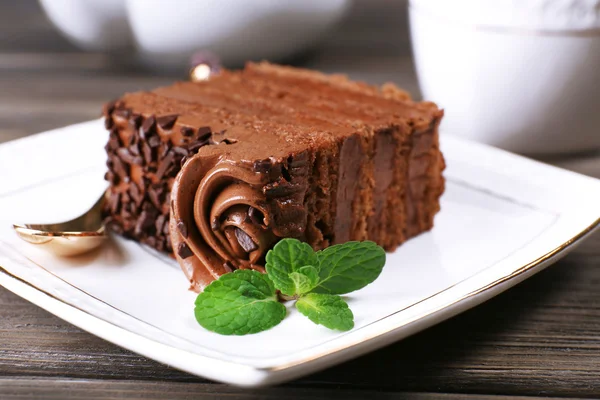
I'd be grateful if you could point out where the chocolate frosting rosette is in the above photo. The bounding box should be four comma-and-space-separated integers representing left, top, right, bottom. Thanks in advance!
170, 151, 310, 292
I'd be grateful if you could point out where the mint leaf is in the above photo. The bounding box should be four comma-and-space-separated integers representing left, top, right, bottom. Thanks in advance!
296, 293, 354, 331
289, 265, 319, 295
265, 238, 317, 296
194, 270, 286, 335
313, 241, 386, 295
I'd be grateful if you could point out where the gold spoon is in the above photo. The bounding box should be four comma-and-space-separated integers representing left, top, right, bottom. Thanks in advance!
13, 195, 107, 256
12, 62, 217, 257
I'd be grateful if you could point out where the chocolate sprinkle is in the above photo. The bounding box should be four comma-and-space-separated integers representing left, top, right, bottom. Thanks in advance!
177, 221, 188, 238
116, 148, 138, 165
172, 146, 189, 157
157, 114, 178, 130
156, 151, 175, 180
197, 126, 211, 139
129, 142, 140, 156
142, 141, 155, 165
155, 215, 166, 235
128, 182, 143, 208
113, 108, 131, 119
108, 192, 121, 214
111, 155, 129, 179
134, 209, 156, 237
160, 141, 172, 159
148, 183, 165, 209
253, 159, 272, 173
234, 228, 258, 252
181, 127, 195, 136
140, 116, 157, 139
177, 242, 194, 259
129, 113, 143, 129
147, 135, 161, 148
104, 100, 116, 116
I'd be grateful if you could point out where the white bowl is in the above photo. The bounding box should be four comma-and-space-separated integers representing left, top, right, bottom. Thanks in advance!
409, 0, 600, 155
38, 0, 350, 68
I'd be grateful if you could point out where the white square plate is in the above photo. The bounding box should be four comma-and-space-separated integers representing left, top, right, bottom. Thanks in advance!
1, 120, 599, 387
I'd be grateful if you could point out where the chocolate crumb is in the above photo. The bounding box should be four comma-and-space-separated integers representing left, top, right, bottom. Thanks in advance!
177, 242, 194, 259
157, 114, 178, 130
234, 228, 258, 252
211, 218, 219, 231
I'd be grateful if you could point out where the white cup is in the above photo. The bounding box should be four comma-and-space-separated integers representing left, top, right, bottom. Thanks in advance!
409, 0, 600, 155
38, 0, 350, 68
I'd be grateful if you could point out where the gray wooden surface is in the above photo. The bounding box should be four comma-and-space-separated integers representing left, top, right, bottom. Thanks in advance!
2, 1, 600, 399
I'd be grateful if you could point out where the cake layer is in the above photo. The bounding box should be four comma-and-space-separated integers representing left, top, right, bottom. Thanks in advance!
102, 62, 445, 291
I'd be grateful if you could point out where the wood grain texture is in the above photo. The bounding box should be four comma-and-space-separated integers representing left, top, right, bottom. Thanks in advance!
1, 0, 600, 399
0, 379, 591, 400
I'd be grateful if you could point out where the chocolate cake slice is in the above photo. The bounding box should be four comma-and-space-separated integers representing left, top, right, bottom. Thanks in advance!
102, 62, 445, 291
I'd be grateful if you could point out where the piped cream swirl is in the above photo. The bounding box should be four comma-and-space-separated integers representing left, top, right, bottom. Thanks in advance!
170, 154, 277, 291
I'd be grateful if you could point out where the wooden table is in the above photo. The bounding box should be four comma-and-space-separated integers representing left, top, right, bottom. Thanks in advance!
1, 1, 600, 398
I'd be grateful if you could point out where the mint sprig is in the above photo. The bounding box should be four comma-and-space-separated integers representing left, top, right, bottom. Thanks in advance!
194, 239, 386, 335
313, 241, 386, 295
296, 293, 354, 331
194, 270, 286, 335
265, 239, 317, 296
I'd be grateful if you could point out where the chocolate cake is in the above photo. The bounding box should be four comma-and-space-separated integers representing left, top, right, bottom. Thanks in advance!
102, 62, 445, 291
